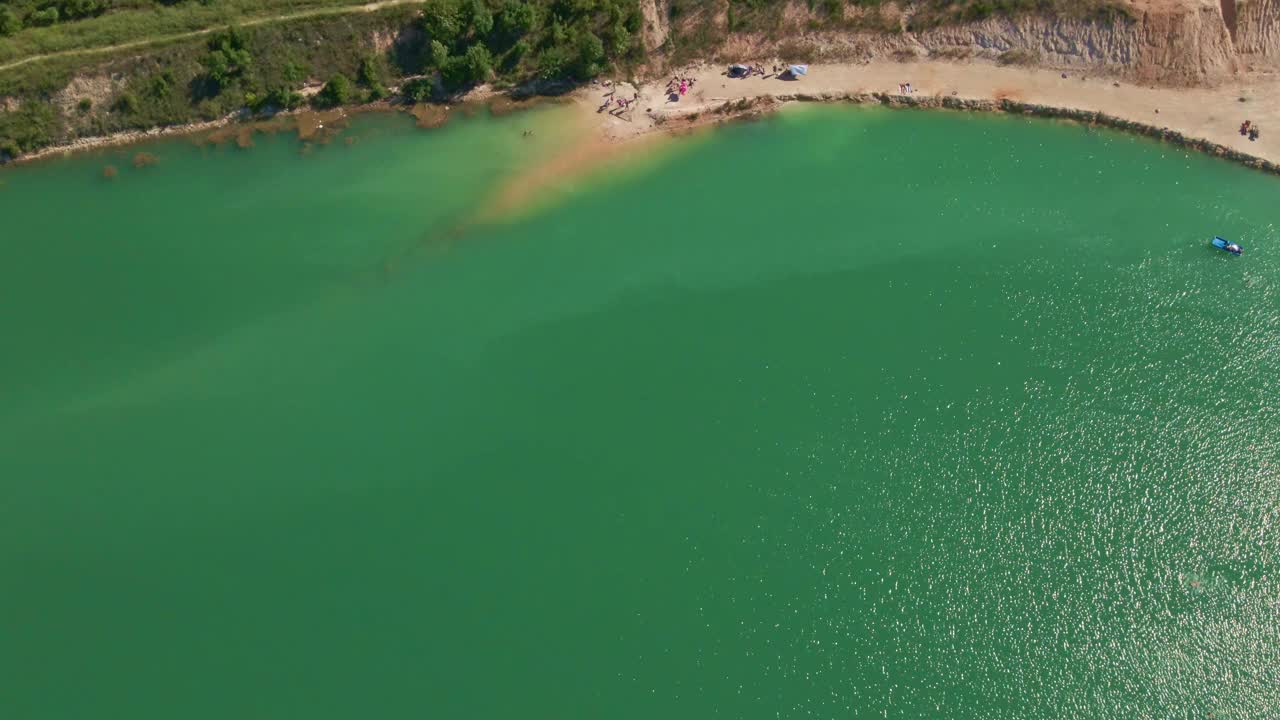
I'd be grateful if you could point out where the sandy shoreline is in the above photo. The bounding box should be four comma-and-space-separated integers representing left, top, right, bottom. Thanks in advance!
587, 59, 1280, 167
8, 59, 1280, 171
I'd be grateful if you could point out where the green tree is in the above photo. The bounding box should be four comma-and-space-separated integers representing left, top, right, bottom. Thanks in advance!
313, 74, 351, 108
150, 71, 175, 99
429, 39, 450, 69
0, 7, 21, 37
31, 7, 60, 26
60, 0, 105, 21
463, 43, 493, 82
439, 43, 491, 89
357, 55, 389, 99
506, 38, 530, 66
203, 29, 253, 90
401, 77, 434, 103
574, 31, 605, 79
282, 61, 307, 86
497, 0, 535, 41
549, 18, 568, 45
606, 19, 630, 54
536, 46, 568, 80
357, 56, 384, 88
258, 86, 304, 111
467, 0, 493, 37
420, 0, 463, 47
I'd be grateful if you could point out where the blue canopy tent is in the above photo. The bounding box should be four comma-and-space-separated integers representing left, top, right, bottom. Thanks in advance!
788, 64, 809, 77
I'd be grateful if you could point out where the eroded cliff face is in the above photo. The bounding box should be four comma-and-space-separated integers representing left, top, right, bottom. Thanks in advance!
902, 2, 1236, 85
1234, 0, 1280, 59
709, 0, 1275, 86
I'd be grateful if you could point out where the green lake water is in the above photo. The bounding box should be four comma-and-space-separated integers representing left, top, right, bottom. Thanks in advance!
3, 105, 1279, 719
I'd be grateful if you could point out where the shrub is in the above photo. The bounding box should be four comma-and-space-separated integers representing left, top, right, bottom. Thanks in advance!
204, 29, 253, 90
574, 31, 605, 79
401, 77, 434, 102
78, 98, 92, 113
282, 61, 307, 86
606, 19, 631, 54
468, 0, 494, 37
252, 86, 305, 111
0, 7, 20, 36
463, 43, 493, 82
312, 73, 352, 108
149, 71, 174, 99
964, 1, 994, 20
420, 0, 464, 46
31, 7, 60, 26
536, 46, 568, 79
504, 38, 530, 70
497, 0, 536, 41
357, 56, 386, 88
429, 39, 450, 68
114, 93, 139, 114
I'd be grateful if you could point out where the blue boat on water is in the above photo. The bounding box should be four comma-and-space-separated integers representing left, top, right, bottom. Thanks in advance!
1212, 236, 1244, 255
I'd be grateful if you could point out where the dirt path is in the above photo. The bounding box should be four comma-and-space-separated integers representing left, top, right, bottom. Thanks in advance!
0, 0, 425, 73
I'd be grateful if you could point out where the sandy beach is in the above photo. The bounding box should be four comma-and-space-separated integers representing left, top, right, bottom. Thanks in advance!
585, 59, 1280, 166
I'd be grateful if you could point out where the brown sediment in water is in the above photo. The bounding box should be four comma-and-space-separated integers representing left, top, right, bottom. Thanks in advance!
405, 103, 449, 129
132, 152, 158, 168
294, 109, 351, 142
202, 115, 289, 146
102, 164, 118, 178
476, 116, 678, 224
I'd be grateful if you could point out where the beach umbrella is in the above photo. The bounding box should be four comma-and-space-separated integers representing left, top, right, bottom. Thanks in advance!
789, 64, 809, 77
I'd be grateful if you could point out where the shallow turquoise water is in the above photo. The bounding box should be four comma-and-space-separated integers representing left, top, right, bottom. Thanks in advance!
2, 106, 1279, 718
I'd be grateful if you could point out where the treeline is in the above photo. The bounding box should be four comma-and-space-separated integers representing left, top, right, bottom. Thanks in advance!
186, 0, 642, 111
0, 0, 114, 34
402, 0, 642, 99
0, 0, 644, 158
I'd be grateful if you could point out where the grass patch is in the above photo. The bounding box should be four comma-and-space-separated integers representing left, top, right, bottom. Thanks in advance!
0, 0, 407, 64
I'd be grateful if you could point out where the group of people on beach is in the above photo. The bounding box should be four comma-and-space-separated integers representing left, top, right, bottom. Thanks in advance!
1240, 120, 1261, 141
897, 83, 914, 94
596, 80, 640, 117
666, 75, 696, 99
